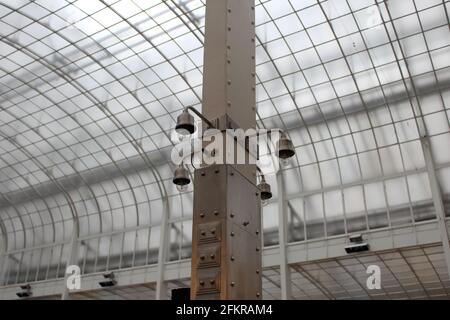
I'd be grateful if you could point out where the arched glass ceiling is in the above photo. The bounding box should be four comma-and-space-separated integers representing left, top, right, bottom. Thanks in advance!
0, 0, 449, 285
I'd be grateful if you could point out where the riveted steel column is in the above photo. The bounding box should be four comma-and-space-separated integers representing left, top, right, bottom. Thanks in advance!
191, 0, 260, 300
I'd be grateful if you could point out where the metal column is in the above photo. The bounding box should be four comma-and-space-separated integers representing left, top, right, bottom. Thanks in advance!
190, 0, 261, 300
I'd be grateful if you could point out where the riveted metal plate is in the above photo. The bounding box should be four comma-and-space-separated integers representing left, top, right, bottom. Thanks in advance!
228, 224, 262, 300
193, 165, 227, 222
197, 221, 222, 244
197, 271, 221, 295
197, 243, 221, 269
227, 165, 260, 237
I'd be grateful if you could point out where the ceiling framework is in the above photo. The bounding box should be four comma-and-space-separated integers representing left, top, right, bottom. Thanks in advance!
0, 0, 449, 298
25, 243, 450, 300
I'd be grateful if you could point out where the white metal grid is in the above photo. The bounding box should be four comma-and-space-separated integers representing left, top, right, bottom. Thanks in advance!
262, 244, 450, 300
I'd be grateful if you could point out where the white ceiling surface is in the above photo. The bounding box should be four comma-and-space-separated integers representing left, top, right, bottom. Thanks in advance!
0, 0, 449, 288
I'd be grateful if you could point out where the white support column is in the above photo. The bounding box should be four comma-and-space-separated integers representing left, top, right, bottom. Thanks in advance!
61, 221, 79, 300
0, 228, 7, 286
156, 197, 170, 300
277, 171, 292, 300
421, 136, 450, 279
0, 253, 6, 287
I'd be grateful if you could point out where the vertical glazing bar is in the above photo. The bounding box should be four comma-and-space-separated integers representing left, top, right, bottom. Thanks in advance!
0, 254, 6, 286
156, 198, 169, 299
61, 222, 79, 300
277, 172, 292, 300
421, 137, 450, 279
0, 231, 6, 285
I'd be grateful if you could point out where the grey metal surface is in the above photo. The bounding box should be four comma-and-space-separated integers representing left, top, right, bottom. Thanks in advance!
192, 165, 261, 299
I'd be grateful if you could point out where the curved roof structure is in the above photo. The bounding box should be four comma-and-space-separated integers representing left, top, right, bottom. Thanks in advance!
0, 0, 449, 298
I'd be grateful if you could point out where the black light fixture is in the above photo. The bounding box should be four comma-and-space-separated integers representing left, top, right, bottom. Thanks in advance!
99, 272, 117, 287
173, 164, 191, 192
258, 177, 272, 201
345, 234, 370, 254
16, 284, 32, 298
175, 106, 215, 136
257, 167, 272, 201
276, 132, 295, 160
175, 108, 195, 135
